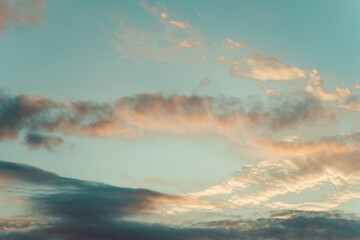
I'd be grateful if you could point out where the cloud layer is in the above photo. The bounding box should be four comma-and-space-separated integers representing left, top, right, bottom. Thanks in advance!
1, 161, 359, 240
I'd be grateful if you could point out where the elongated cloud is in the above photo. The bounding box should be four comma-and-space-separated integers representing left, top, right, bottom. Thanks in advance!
0, 0, 46, 33
252, 138, 352, 155
0, 91, 337, 149
168, 20, 187, 29
223, 38, 246, 51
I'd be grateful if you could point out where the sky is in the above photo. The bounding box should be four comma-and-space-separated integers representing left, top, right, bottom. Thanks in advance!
0, 0, 360, 239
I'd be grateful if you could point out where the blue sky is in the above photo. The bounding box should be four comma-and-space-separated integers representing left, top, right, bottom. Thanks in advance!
1, 0, 360, 239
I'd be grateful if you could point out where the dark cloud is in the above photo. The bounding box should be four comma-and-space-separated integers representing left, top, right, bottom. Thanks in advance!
0, 92, 56, 141
267, 96, 336, 129
2, 210, 360, 240
0, 161, 359, 240
0, 160, 208, 224
24, 133, 64, 150
0, 160, 58, 183
0, 160, 186, 220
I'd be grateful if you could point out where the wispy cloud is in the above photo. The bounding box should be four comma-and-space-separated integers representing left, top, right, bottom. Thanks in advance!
0, 0, 46, 33
111, 2, 206, 61
223, 38, 246, 51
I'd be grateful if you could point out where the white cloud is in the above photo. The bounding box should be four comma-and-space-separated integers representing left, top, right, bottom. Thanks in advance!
168, 20, 187, 29
231, 53, 308, 81
305, 69, 351, 103
189, 147, 360, 209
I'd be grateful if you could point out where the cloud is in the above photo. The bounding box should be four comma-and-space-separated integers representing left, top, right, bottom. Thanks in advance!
0, 217, 37, 232
160, 12, 168, 19
190, 148, 360, 208
260, 95, 337, 130
0, 160, 223, 240
1, 161, 359, 240
337, 95, 360, 112
267, 190, 360, 211
261, 88, 282, 97
0, 0, 46, 33
24, 133, 64, 150
190, 132, 360, 204
223, 38, 246, 51
305, 69, 351, 103
168, 20, 187, 29
251, 137, 352, 155
173, 39, 202, 50
230, 53, 308, 81
112, 3, 206, 61
0, 93, 57, 141
4, 212, 358, 240
200, 211, 360, 239
0, 92, 337, 150
197, 77, 210, 89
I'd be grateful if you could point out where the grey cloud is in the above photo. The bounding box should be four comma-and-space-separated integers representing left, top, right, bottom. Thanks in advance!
25, 133, 64, 150
0, 92, 56, 141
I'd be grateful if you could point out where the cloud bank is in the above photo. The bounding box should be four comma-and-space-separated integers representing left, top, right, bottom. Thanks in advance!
1, 161, 359, 240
